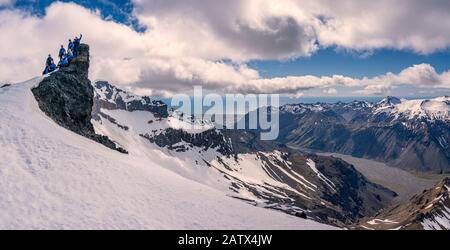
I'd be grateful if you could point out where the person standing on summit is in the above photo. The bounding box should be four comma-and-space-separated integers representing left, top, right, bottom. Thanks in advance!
73, 34, 82, 56
68, 39, 74, 54
58, 45, 66, 62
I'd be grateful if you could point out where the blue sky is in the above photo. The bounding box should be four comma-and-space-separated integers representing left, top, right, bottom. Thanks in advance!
1, 0, 450, 98
11, 0, 139, 28
249, 47, 450, 79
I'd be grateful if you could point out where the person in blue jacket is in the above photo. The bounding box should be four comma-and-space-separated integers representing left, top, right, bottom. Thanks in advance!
68, 39, 74, 53
49, 63, 57, 72
43, 54, 56, 75
46, 54, 54, 67
73, 34, 82, 56
58, 50, 75, 68
58, 45, 66, 61
66, 50, 75, 61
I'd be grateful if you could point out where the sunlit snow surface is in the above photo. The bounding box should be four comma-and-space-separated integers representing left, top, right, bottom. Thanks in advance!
0, 78, 334, 229
92, 101, 329, 216
375, 97, 450, 121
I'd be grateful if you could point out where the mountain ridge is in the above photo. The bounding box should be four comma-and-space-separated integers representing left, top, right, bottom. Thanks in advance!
92, 80, 397, 227
272, 96, 450, 173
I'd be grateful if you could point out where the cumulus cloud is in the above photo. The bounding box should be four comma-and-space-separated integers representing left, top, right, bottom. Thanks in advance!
0, 1, 449, 96
316, 0, 450, 54
354, 85, 393, 96
354, 64, 450, 95
132, 0, 320, 60
231, 64, 450, 95
133, 0, 450, 57
324, 88, 338, 95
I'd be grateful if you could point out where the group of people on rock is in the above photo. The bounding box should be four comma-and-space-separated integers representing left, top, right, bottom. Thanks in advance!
43, 34, 83, 75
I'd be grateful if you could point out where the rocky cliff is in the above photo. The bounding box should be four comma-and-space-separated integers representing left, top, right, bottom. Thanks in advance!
32, 44, 127, 153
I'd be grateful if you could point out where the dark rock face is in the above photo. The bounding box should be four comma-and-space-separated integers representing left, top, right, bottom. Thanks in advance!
94, 81, 168, 118
32, 44, 127, 153
1, 83, 11, 88
141, 128, 234, 155
223, 128, 286, 154
258, 152, 395, 226
304, 154, 397, 223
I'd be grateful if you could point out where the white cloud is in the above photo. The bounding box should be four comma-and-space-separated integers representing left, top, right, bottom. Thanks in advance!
231, 64, 450, 94
133, 0, 450, 56
307, 0, 450, 54
0, 1, 449, 96
354, 84, 393, 96
132, 0, 320, 61
324, 88, 338, 95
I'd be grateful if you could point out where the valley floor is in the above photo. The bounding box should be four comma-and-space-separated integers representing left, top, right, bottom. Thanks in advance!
287, 144, 443, 202
315, 152, 440, 202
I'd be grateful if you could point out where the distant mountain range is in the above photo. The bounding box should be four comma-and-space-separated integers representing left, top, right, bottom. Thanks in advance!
268, 96, 450, 173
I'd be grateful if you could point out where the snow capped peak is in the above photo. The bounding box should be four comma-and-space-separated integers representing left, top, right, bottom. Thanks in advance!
345, 100, 373, 109
378, 96, 401, 106
280, 103, 325, 114
94, 81, 166, 109
375, 96, 450, 122
94, 80, 168, 118
279, 96, 449, 123
94, 81, 215, 136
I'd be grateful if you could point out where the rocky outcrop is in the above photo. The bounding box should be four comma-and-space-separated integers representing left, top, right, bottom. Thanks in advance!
141, 128, 234, 155
32, 44, 127, 153
359, 177, 450, 230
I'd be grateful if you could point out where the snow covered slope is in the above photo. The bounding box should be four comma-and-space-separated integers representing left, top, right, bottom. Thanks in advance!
375, 96, 450, 122
91, 81, 396, 227
0, 78, 334, 229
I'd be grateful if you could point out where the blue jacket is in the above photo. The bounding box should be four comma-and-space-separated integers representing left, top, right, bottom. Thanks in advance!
46, 56, 53, 66
74, 34, 82, 48
60, 57, 69, 66
64, 53, 74, 62
59, 48, 66, 57
68, 41, 74, 51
